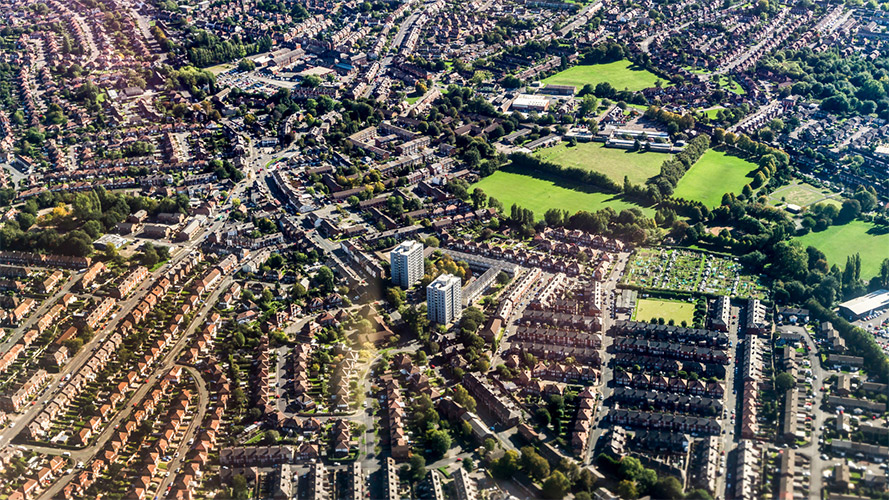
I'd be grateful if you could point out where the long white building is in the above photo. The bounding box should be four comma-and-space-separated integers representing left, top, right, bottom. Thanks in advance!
390, 240, 424, 289
427, 273, 462, 324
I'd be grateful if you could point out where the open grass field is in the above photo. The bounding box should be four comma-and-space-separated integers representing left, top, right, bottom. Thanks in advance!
634, 298, 695, 325
533, 141, 668, 184
470, 167, 654, 220
794, 220, 889, 278
672, 149, 759, 207
768, 181, 840, 209
542, 60, 662, 92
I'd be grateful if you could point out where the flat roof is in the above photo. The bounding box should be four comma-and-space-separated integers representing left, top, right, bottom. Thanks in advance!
838, 289, 889, 317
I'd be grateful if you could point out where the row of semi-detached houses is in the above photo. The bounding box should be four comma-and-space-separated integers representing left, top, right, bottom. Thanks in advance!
613, 371, 726, 398
528, 279, 603, 316
28, 252, 205, 440
571, 387, 597, 457
382, 377, 411, 459
613, 337, 729, 364
509, 341, 602, 367
446, 239, 585, 276
611, 320, 729, 347
123, 386, 197, 500
112, 266, 149, 299
165, 381, 228, 499
609, 409, 721, 435
26, 332, 125, 440
0, 251, 91, 269
80, 296, 116, 331
610, 387, 724, 417
35, 297, 72, 334
63, 372, 184, 499
513, 325, 602, 349
121, 251, 203, 332
79, 261, 106, 290
0, 328, 40, 374
510, 364, 600, 395
290, 343, 316, 412
0, 297, 36, 326
540, 227, 628, 252
189, 254, 238, 296
0, 369, 48, 412
740, 337, 762, 440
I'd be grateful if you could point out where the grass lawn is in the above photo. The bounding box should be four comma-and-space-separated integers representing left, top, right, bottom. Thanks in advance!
634, 298, 695, 324
794, 220, 889, 278
718, 75, 746, 95
533, 141, 668, 184
542, 60, 662, 92
701, 107, 724, 119
470, 166, 654, 220
206, 63, 235, 75
673, 149, 758, 207
769, 181, 839, 208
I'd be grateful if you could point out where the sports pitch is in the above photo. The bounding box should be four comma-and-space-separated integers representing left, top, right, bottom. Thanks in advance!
633, 298, 695, 325
672, 149, 759, 207
470, 167, 653, 220
533, 141, 668, 185
542, 60, 662, 92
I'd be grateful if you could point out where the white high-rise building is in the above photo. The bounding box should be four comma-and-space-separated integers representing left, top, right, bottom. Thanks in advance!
427, 273, 462, 324
390, 240, 424, 289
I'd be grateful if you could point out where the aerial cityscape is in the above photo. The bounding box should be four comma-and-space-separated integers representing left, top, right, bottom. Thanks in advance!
0, 0, 887, 499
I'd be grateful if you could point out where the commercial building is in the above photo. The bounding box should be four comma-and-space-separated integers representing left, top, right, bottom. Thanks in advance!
390, 240, 423, 289
427, 274, 462, 324
838, 289, 889, 320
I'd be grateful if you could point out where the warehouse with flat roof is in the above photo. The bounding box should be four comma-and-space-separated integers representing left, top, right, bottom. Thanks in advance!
838, 289, 889, 320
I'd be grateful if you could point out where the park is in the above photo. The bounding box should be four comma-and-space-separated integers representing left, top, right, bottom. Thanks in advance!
768, 180, 842, 209
542, 60, 662, 92
672, 149, 759, 207
794, 220, 889, 278
469, 167, 653, 220
533, 141, 669, 185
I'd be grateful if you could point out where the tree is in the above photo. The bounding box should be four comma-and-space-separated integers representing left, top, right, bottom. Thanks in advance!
237, 58, 256, 72
470, 188, 487, 209
315, 266, 335, 293
773, 241, 808, 279
452, 385, 477, 413
542, 471, 572, 499
386, 287, 406, 308
463, 457, 474, 471
140, 244, 159, 268
496, 271, 510, 285
231, 474, 249, 500
521, 446, 550, 480
650, 477, 684, 500
409, 455, 426, 482
426, 429, 451, 457
775, 372, 795, 392
839, 199, 861, 222
263, 430, 280, 444
484, 438, 497, 452
492, 450, 519, 478
616, 479, 638, 499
